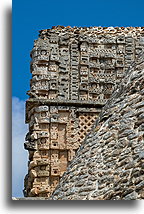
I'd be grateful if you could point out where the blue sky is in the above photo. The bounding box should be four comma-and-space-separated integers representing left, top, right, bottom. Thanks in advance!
12, 0, 144, 100
12, 0, 144, 197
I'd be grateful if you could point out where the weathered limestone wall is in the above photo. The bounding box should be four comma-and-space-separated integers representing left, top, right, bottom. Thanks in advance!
24, 26, 144, 197
50, 52, 144, 200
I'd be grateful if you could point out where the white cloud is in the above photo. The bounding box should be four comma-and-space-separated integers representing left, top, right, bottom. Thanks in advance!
12, 97, 28, 197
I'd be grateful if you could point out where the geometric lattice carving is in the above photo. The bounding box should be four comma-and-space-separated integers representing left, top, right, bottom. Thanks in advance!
78, 113, 97, 144
24, 26, 144, 198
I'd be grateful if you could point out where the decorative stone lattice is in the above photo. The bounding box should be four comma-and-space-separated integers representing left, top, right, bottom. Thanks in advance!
50, 51, 144, 200
24, 26, 144, 197
78, 113, 97, 144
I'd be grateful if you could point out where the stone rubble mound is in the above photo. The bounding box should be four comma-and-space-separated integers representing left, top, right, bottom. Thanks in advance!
50, 52, 144, 200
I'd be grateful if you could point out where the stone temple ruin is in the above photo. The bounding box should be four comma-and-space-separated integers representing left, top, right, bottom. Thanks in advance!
23, 26, 144, 198
50, 50, 144, 200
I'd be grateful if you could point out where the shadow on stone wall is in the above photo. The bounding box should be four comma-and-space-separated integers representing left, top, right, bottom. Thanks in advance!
5, 5, 141, 209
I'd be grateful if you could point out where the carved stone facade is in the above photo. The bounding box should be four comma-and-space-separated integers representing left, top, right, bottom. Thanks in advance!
50, 51, 144, 200
24, 26, 144, 197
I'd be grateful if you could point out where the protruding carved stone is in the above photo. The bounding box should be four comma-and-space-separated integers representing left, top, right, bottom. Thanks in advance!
24, 26, 144, 197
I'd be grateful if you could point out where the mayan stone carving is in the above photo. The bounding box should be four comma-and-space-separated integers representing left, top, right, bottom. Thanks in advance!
24, 26, 144, 197
50, 51, 144, 200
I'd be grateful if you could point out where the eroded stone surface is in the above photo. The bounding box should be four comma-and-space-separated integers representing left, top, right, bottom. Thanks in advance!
24, 26, 144, 198
50, 51, 144, 200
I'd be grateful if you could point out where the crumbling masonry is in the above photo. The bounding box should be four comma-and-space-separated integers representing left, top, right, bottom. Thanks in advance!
24, 26, 144, 197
